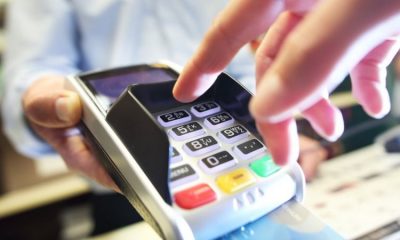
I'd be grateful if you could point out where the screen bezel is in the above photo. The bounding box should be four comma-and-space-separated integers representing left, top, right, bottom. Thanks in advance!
77, 63, 179, 112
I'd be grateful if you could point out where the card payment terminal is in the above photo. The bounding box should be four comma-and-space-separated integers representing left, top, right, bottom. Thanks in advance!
66, 62, 305, 240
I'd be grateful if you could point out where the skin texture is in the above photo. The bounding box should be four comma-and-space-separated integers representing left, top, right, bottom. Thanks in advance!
23, 76, 118, 191
173, 0, 400, 166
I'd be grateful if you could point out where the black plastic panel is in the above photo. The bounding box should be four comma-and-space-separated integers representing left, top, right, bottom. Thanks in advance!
106, 90, 172, 204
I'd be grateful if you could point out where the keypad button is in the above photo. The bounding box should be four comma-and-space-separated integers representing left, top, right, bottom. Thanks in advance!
218, 125, 249, 144
191, 102, 221, 117
168, 122, 205, 141
216, 168, 256, 194
157, 110, 191, 127
199, 151, 237, 174
174, 183, 217, 209
204, 112, 234, 130
183, 136, 219, 157
170, 164, 198, 188
170, 147, 182, 163
234, 139, 266, 160
250, 155, 280, 177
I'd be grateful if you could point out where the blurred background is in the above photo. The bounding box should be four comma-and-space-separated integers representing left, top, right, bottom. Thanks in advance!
1, 1, 400, 240
0, 2, 97, 239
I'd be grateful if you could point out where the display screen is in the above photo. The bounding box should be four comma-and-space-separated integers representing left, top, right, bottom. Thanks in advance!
82, 66, 178, 110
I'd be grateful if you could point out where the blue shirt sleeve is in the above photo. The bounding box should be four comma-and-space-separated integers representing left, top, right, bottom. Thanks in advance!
1, 0, 80, 158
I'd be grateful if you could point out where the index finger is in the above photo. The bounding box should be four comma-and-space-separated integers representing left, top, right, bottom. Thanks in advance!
173, 0, 285, 102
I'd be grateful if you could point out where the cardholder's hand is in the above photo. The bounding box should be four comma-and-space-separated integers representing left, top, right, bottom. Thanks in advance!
23, 75, 118, 191
249, 0, 400, 165
174, 0, 400, 166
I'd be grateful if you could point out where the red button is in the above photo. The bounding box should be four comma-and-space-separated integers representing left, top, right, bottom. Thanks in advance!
174, 183, 217, 209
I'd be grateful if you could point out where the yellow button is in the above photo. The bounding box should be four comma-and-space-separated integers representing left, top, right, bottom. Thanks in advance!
216, 168, 256, 194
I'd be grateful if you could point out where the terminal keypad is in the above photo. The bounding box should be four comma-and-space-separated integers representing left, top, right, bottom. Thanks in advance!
156, 102, 280, 210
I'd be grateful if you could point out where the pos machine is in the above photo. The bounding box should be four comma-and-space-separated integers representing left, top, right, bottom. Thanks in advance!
66, 62, 305, 239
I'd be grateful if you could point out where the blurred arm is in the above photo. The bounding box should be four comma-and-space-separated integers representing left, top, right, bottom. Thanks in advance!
1, 0, 80, 158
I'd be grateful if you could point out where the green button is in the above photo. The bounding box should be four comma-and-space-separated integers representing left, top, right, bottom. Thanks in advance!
250, 155, 280, 177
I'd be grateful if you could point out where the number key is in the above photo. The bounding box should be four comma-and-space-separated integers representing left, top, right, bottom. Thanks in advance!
199, 151, 237, 174
204, 112, 234, 130
157, 110, 191, 127
183, 136, 219, 157
218, 125, 249, 144
191, 102, 221, 117
168, 122, 205, 141
170, 147, 182, 163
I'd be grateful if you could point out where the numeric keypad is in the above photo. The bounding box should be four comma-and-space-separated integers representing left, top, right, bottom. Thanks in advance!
155, 101, 279, 210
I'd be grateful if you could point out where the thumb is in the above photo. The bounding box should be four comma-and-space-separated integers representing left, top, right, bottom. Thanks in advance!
23, 76, 82, 128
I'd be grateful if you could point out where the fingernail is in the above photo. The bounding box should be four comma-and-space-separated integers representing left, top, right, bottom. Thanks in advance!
55, 96, 74, 122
